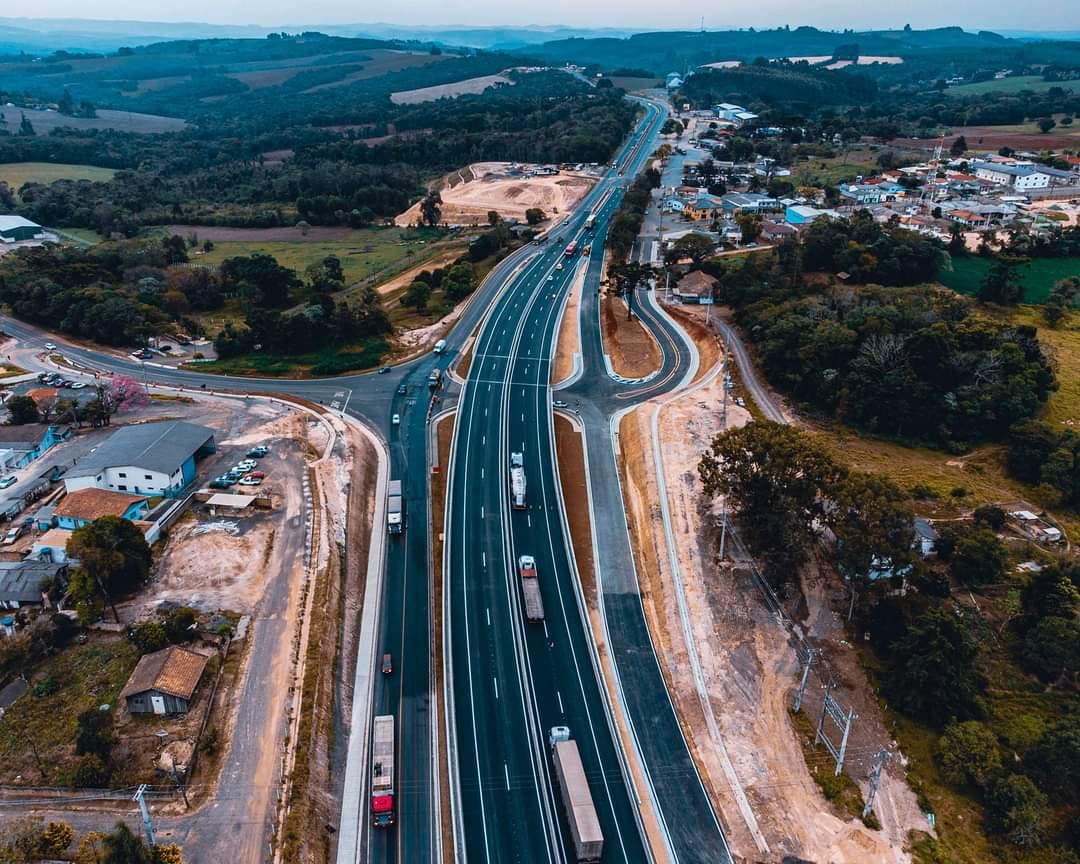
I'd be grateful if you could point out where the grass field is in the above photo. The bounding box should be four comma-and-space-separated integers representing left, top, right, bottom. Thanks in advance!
182, 226, 448, 289
946, 75, 1080, 97
192, 338, 390, 377
0, 162, 116, 188
939, 256, 1080, 304
791, 148, 892, 187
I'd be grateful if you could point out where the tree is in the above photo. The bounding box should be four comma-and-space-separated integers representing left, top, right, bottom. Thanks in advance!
19, 113, 33, 136
5, 394, 40, 425
67, 516, 152, 623
949, 527, 1008, 586
831, 471, 913, 615
101, 822, 154, 864
978, 255, 1027, 304
487, 210, 500, 226
665, 233, 715, 266
606, 261, 655, 319
886, 606, 986, 728
400, 280, 431, 312
131, 622, 169, 654
1028, 718, 1080, 804
419, 191, 442, 228
42, 821, 75, 856
1020, 616, 1080, 682
1044, 276, 1080, 327
524, 207, 545, 226
699, 423, 843, 583
110, 375, 149, 413
75, 708, 113, 760
736, 213, 762, 244
950, 135, 968, 156
59, 88, 75, 116
1037, 117, 1057, 134
973, 504, 1006, 531
1021, 564, 1080, 623
936, 720, 1001, 788
987, 774, 1047, 846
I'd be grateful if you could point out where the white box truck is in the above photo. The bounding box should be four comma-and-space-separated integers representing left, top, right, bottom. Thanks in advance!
510, 452, 526, 510
387, 479, 404, 534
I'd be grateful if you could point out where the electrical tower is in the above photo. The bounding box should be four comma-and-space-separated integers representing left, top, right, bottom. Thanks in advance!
134, 784, 156, 847
815, 685, 857, 776
793, 648, 816, 713
863, 749, 893, 819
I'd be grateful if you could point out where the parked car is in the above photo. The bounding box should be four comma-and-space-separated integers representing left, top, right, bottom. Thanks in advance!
236, 459, 257, 472
382, 653, 393, 675
209, 476, 235, 489
70, 382, 87, 389
0, 476, 15, 489
1, 525, 22, 545
246, 471, 265, 480
247, 446, 270, 458
238, 476, 262, 487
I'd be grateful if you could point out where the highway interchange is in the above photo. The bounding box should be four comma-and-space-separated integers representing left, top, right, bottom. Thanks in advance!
0, 95, 733, 864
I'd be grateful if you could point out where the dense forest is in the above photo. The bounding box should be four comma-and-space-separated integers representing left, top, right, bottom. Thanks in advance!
710, 234, 1056, 448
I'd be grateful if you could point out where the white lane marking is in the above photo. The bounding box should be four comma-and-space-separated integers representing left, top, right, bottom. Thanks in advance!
481, 505, 485, 519
482, 435, 486, 446
543, 620, 550, 640
486, 608, 491, 626
481, 467, 485, 479
521, 413, 524, 422
527, 514, 531, 528
482, 552, 486, 568
557, 691, 564, 714
504, 763, 511, 791
494, 677, 500, 700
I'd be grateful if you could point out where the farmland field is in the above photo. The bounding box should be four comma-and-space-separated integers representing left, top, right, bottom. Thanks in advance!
390, 72, 512, 104
1, 106, 186, 134
939, 255, 1080, 303
0, 162, 116, 188
945, 75, 1080, 96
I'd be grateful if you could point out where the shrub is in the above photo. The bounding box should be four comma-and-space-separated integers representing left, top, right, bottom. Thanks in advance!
936, 720, 1001, 788
71, 754, 108, 789
987, 774, 1047, 847
131, 622, 169, 654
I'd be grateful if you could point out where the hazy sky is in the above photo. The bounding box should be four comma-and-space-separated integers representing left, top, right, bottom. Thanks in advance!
17, 0, 1080, 32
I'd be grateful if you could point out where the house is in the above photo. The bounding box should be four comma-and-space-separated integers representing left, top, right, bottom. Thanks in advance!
54, 488, 151, 530
673, 271, 718, 304
683, 194, 726, 221
665, 73, 684, 90
1010, 509, 1063, 545
0, 559, 66, 609
838, 183, 904, 205
31, 528, 74, 563
785, 205, 839, 225
714, 103, 758, 126
0, 215, 47, 243
913, 518, 939, 558
760, 221, 797, 241
0, 424, 68, 471
721, 192, 779, 214
972, 161, 1076, 191
64, 421, 216, 497
120, 645, 209, 715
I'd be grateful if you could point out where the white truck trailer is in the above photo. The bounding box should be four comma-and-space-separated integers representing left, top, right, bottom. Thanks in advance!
510, 452, 526, 510
549, 726, 604, 862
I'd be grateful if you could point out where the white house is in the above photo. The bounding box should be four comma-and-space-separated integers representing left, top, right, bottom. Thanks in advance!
972, 161, 1076, 191
63, 421, 216, 498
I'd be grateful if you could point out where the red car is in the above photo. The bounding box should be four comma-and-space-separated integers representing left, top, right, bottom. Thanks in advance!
246, 470, 266, 480
381, 653, 393, 675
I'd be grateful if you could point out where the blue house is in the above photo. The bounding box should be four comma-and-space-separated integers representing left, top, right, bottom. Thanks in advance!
54, 488, 150, 530
0, 424, 68, 470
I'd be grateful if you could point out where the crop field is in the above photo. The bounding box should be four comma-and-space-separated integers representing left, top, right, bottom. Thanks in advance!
938, 256, 1080, 304
390, 72, 512, 104
945, 75, 1080, 96
0, 162, 116, 188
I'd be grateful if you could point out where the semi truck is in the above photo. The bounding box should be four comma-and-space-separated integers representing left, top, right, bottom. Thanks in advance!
510, 452, 527, 510
428, 368, 442, 390
584, 213, 596, 230
517, 554, 544, 623
387, 479, 404, 534
371, 715, 395, 828
549, 727, 604, 862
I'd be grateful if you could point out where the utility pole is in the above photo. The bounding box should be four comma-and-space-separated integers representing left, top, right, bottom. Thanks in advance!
863, 749, 893, 819
134, 784, 156, 847
815, 685, 857, 776
793, 648, 816, 713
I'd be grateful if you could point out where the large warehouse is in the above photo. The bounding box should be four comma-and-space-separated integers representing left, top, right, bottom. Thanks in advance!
0, 215, 44, 243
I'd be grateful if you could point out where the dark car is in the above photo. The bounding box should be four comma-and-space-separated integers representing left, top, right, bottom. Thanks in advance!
247, 446, 270, 458
378, 366, 391, 374
209, 476, 234, 489
381, 653, 393, 675
396, 384, 407, 395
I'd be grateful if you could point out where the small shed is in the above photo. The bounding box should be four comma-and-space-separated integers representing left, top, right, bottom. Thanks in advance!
206, 493, 256, 516
673, 270, 718, 304
120, 645, 209, 715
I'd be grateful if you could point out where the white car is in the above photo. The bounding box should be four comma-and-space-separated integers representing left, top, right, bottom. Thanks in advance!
238, 475, 262, 487
44, 342, 56, 351
235, 459, 256, 472
70, 382, 87, 389
392, 413, 400, 426
556, 262, 563, 270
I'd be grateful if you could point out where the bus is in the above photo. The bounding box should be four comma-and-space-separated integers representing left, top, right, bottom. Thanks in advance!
371, 715, 395, 828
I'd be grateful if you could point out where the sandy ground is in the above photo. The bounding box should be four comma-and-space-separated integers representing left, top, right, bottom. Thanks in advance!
602, 295, 662, 379
552, 260, 586, 383
376, 250, 465, 296
396, 162, 596, 227
617, 341, 928, 861
391, 73, 512, 104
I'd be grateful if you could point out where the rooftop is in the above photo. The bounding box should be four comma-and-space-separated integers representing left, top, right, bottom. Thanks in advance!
0, 559, 65, 603
34, 527, 73, 549
55, 488, 148, 521
0, 424, 54, 446
120, 645, 209, 701
67, 421, 214, 480
0, 215, 41, 232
